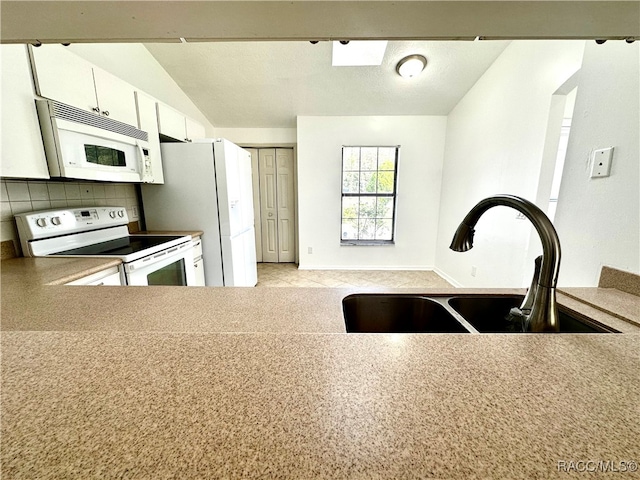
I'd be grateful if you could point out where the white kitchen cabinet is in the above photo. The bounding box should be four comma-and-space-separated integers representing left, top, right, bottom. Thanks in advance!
0, 45, 49, 179
194, 257, 206, 286
91, 68, 139, 126
156, 102, 185, 140
185, 116, 206, 141
192, 236, 206, 286
156, 102, 205, 142
65, 266, 123, 286
135, 91, 164, 184
29, 44, 138, 127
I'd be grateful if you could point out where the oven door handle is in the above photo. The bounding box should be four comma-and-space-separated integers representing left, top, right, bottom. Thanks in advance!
124, 242, 193, 273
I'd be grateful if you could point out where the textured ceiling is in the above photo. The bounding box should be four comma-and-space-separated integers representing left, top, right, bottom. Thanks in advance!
145, 40, 510, 128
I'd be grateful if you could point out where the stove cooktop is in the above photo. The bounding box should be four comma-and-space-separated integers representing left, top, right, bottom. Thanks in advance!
50, 235, 187, 258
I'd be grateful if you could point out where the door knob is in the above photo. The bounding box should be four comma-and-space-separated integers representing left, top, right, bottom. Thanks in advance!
268, 213, 274, 217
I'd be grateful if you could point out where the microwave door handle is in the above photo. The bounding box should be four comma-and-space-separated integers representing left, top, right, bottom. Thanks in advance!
136, 142, 143, 175
136, 142, 150, 183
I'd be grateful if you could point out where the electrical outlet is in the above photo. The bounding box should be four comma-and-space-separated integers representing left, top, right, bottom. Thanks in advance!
308, 247, 313, 254
471, 266, 477, 277
131, 206, 139, 220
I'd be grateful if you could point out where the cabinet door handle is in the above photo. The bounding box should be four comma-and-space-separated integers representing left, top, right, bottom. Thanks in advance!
102, 110, 110, 116
92, 106, 100, 113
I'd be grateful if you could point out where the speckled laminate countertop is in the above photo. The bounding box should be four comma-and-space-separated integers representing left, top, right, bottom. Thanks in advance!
559, 287, 640, 327
1, 256, 123, 286
2, 257, 639, 479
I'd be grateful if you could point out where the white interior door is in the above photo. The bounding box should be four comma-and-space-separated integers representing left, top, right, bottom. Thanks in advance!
276, 149, 295, 262
257, 148, 296, 263
259, 148, 279, 263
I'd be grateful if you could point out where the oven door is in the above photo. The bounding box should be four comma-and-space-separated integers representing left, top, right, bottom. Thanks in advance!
124, 242, 196, 286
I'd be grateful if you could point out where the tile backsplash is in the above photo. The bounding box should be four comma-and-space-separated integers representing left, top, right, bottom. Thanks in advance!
1, 178, 140, 256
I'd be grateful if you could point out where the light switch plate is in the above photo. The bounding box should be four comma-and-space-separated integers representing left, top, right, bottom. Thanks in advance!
590, 147, 614, 178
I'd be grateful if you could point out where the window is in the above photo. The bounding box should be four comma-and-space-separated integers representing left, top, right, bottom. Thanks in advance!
341, 146, 399, 244
84, 144, 126, 167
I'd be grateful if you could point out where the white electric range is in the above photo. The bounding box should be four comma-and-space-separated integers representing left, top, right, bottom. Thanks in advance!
15, 207, 196, 286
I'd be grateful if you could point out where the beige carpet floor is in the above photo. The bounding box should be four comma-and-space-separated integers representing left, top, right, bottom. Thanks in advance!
256, 263, 452, 288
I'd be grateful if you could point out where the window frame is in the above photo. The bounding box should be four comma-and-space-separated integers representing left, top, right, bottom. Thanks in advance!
340, 145, 399, 245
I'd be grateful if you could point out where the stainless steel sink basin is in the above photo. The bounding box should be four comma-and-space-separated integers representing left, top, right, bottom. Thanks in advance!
448, 295, 617, 333
343, 293, 618, 334
343, 294, 469, 333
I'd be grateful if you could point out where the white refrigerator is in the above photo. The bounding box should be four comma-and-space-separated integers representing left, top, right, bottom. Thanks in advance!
141, 139, 257, 286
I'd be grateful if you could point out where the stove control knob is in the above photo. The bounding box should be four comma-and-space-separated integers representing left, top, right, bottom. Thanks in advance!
36, 218, 47, 227
51, 216, 62, 226
109, 211, 117, 219
117, 210, 125, 218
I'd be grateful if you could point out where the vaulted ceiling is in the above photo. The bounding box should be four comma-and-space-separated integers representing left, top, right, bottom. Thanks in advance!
144, 40, 510, 127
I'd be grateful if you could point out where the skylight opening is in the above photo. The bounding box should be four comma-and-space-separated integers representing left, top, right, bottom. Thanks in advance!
332, 41, 388, 67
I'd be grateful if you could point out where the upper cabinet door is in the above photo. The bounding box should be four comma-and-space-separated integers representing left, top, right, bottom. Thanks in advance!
30, 44, 138, 127
1, 45, 49, 179
156, 102, 187, 141
157, 102, 206, 142
185, 116, 206, 141
29, 44, 99, 114
92, 67, 138, 127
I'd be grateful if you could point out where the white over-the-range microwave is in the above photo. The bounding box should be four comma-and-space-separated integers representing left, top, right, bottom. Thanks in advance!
36, 99, 155, 183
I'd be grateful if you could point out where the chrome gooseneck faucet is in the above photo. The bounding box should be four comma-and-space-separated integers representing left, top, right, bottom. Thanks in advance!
450, 195, 561, 332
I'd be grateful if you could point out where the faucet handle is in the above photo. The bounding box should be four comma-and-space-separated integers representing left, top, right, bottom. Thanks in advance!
520, 255, 543, 313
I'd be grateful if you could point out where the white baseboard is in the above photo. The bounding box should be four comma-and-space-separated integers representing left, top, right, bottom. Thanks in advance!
432, 267, 463, 288
297, 264, 437, 271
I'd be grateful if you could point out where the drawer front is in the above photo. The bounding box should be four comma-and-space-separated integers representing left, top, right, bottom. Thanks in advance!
192, 237, 203, 259
66, 266, 122, 286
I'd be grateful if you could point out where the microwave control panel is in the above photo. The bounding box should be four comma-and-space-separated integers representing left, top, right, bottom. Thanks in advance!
141, 148, 154, 183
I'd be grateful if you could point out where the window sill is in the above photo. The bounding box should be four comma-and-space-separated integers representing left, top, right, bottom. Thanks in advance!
340, 241, 395, 246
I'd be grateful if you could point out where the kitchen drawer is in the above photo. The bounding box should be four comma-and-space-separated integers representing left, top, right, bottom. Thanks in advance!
66, 266, 122, 286
192, 237, 203, 259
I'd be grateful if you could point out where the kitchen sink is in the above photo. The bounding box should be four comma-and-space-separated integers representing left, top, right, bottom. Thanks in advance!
342, 294, 470, 333
343, 293, 618, 334
447, 295, 617, 333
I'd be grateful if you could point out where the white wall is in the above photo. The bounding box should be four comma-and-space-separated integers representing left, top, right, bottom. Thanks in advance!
297, 115, 447, 270
67, 44, 215, 136
213, 128, 297, 146
434, 41, 585, 287
553, 41, 640, 286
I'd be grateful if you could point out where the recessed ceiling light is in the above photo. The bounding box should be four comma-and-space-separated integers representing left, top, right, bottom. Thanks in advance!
332, 40, 388, 67
396, 55, 427, 79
